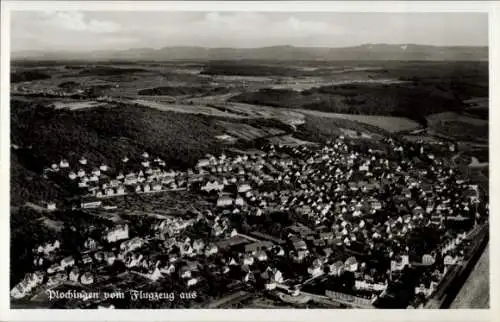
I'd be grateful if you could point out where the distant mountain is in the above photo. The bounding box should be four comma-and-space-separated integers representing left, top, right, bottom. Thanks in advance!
12, 44, 488, 61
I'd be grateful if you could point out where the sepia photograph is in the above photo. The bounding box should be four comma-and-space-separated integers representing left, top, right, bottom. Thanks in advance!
0, 1, 496, 320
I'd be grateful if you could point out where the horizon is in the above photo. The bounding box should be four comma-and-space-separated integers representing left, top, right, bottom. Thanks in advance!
12, 42, 489, 55
11, 11, 488, 52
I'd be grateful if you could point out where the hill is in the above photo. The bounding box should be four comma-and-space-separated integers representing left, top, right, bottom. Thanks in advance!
12, 44, 488, 62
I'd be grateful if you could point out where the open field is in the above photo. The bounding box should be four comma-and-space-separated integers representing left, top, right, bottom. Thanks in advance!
296, 109, 420, 133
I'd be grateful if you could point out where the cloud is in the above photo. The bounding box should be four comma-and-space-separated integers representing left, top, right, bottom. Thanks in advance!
42, 11, 121, 33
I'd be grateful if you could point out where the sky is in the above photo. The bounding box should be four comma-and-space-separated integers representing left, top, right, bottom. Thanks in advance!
10, 11, 489, 52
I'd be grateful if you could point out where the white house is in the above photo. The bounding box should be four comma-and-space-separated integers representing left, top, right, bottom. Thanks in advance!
79, 157, 87, 165
59, 159, 70, 168
216, 196, 233, 208
237, 184, 252, 193
120, 237, 144, 253
205, 244, 218, 257
106, 224, 129, 243
201, 181, 225, 193
187, 278, 198, 287
60, 256, 75, 269
69, 268, 80, 282
355, 280, 388, 292
80, 272, 94, 285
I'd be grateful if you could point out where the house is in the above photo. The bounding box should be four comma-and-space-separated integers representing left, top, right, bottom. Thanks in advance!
329, 261, 345, 276
291, 239, 307, 251
36, 240, 61, 255
47, 272, 67, 287
69, 267, 80, 282
68, 172, 77, 180
237, 184, 252, 193
242, 254, 254, 266
179, 266, 192, 279
196, 159, 210, 168
180, 244, 194, 257
296, 249, 309, 262
81, 199, 102, 209
59, 159, 70, 168
187, 278, 198, 287
256, 250, 268, 261
390, 255, 409, 272
80, 272, 94, 285
77, 169, 86, 177
355, 280, 388, 292
84, 237, 98, 250
192, 239, 205, 252
45, 201, 57, 211
443, 255, 457, 267
82, 254, 93, 265
205, 244, 218, 257
105, 252, 116, 265
345, 256, 358, 272
106, 223, 129, 243
160, 263, 176, 275
94, 251, 105, 262
235, 196, 245, 207
79, 157, 88, 165
120, 237, 145, 253
422, 254, 436, 266
201, 181, 225, 192
216, 196, 233, 208
100, 164, 109, 172
60, 256, 75, 269
125, 175, 138, 185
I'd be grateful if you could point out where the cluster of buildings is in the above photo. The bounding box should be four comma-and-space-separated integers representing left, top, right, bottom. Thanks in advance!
16, 133, 486, 308
42, 152, 189, 210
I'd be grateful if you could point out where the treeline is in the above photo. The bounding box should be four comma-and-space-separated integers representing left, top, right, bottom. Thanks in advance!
11, 71, 51, 83
78, 66, 148, 76
137, 86, 230, 97
201, 63, 302, 77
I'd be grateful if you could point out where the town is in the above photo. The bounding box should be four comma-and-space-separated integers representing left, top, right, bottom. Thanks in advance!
11, 132, 488, 309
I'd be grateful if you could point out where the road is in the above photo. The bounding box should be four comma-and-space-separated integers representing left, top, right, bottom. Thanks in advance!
450, 243, 490, 309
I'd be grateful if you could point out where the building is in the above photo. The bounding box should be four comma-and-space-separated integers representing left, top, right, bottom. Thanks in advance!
106, 224, 129, 243
216, 196, 233, 208
81, 199, 102, 209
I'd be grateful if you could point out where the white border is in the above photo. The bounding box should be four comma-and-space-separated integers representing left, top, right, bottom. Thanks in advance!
0, 2, 498, 322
